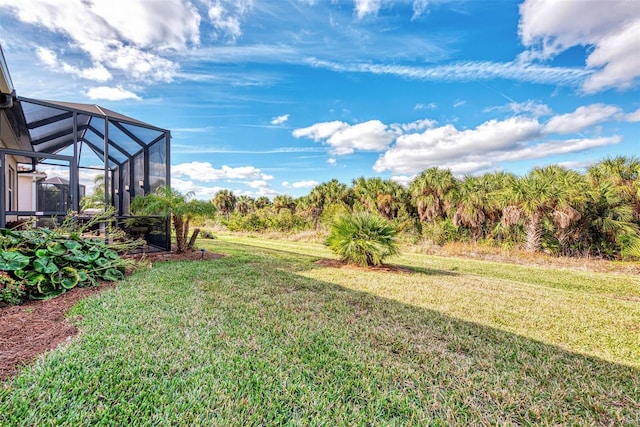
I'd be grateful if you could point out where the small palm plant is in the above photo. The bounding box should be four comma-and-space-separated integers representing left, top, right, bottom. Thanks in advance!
325, 212, 400, 267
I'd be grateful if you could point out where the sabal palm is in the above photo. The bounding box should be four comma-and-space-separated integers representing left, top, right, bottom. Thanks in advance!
502, 166, 585, 253
213, 190, 237, 219
273, 195, 296, 213
307, 179, 350, 228
588, 156, 640, 223
409, 167, 456, 222
452, 175, 489, 241
235, 195, 254, 215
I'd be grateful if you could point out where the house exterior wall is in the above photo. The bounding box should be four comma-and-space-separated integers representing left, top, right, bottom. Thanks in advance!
1, 46, 29, 217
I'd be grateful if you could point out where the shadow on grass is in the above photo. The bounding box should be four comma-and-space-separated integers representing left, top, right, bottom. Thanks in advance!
184, 251, 639, 424
2, 249, 637, 426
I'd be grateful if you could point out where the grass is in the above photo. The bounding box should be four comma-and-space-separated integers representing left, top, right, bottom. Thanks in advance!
1, 236, 639, 425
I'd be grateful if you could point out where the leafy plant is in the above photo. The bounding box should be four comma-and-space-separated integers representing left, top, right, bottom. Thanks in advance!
0, 270, 27, 306
325, 212, 400, 267
0, 213, 135, 304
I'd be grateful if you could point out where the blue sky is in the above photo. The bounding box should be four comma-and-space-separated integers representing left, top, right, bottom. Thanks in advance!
1, 0, 638, 199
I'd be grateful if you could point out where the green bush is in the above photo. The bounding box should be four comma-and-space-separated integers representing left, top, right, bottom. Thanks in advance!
0, 223, 134, 304
0, 270, 27, 306
325, 212, 400, 267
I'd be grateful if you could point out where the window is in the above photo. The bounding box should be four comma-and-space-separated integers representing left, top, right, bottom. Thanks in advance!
7, 166, 14, 211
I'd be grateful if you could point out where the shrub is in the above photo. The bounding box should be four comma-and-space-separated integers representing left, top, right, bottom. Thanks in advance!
0, 209, 139, 305
0, 271, 27, 306
325, 213, 400, 267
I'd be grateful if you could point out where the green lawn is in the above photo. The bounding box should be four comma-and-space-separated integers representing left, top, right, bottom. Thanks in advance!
1, 236, 639, 426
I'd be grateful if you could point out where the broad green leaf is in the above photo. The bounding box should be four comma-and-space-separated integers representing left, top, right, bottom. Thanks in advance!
94, 258, 111, 268
0, 251, 30, 270
47, 242, 67, 256
102, 268, 124, 281
53, 266, 80, 290
34, 257, 59, 274
64, 240, 82, 251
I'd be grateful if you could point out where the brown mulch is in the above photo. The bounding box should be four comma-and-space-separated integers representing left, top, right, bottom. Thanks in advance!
0, 250, 224, 382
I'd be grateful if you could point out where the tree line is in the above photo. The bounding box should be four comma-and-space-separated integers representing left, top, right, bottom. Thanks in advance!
208, 156, 639, 259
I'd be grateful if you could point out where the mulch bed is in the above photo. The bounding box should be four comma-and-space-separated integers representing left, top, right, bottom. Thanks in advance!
0, 250, 224, 382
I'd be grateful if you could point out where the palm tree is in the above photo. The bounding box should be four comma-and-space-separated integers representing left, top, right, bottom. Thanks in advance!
325, 212, 400, 267
452, 175, 488, 242
351, 177, 381, 213
213, 189, 237, 220
235, 195, 254, 216
582, 173, 639, 257
501, 166, 585, 253
254, 196, 271, 210
351, 177, 409, 220
130, 186, 215, 253
272, 194, 296, 213
588, 156, 640, 223
409, 167, 457, 223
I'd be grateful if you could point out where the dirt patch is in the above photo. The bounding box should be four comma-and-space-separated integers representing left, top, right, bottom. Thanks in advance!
0, 250, 224, 382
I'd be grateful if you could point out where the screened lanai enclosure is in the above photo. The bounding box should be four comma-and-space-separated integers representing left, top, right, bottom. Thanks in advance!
0, 97, 171, 250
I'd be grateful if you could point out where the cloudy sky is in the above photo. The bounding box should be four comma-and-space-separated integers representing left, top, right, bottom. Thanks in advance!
1, 0, 638, 199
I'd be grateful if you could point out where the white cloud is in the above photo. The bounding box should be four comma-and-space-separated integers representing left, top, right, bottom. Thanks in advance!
248, 180, 269, 189
518, 0, 640, 92
2, 0, 200, 83
86, 86, 141, 101
293, 121, 349, 141
172, 162, 273, 182
412, 0, 429, 20
327, 158, 337, 165
373, 113, 623, 176
35, 46, 57, 66
326, 120, 396, 155
294, 120, 395, 155
170, 177, 222, 200
390, 175, 414, 187
625, 108, 640, 122
453, 100, 466, 108
354, 0, 381, 20
282, 180, 319, 189
208, 4, 242, 40
414, 103, 437, 110
543, 104, 622, 134
36, 47, 112, 82
307, 58, 592, 87
504, 100, 552, 117
373, 116, 543, 174
391, 118, 437, 133
271, 114, 290, 125
496, 136, 621, 162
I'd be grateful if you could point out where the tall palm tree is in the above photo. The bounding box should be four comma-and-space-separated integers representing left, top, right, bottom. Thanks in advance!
588, 156, 640, 223
254, 196, 271, 210
235, 195, 254, 216
131, 186, 214, 253
582, 172, 639, 257
272, 194, 296, 213
452, 175, 488, 242
351, 177, 381, 213
501, 166, 585, 253
409, 167, 457, 223
351, 177, 409, 220
213, 189, 237, 220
